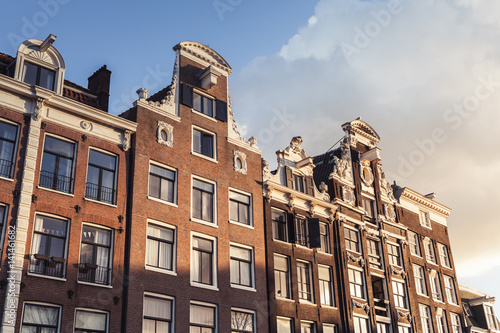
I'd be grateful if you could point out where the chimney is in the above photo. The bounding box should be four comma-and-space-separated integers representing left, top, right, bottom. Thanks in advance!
88, 65, 111, 112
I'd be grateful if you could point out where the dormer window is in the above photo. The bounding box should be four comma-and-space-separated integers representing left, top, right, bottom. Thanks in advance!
293, 174, 305, 193
23, 62, 55, 91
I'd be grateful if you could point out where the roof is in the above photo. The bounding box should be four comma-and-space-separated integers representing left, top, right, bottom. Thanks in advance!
312, 147, 341, 187
0, 52, 14, 76
148, 85, 173, 103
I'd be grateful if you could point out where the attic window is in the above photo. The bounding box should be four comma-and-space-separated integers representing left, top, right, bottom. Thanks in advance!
23, 62, 55, 91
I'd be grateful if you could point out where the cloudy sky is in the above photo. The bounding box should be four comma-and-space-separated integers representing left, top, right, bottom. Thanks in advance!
2, 0, 499, 313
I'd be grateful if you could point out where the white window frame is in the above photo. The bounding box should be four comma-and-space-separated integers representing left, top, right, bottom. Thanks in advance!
297, 259, 314, 303
387, 242, 402, 267
450, 312, 462, 333
348, 266, 366, 300
436, 309, 448, 333
300, 320, 316, 333
274, 254, 292, 300
147, 160, 178, 206
318, 264, 334, 307
319, 222, 331, 254
485, 305, 498, 330
419, 304, 434, 333
231, 307, 256, 333
423, 238, 437, 265
21, 302, 62, 333
392, 278, 408, 309
408, 231, 421, 257
367, 238, 383, 270
145, 219, 177, 275
192, 89, 216, 120
376, 322, 391, 333
73, 308, 109, 333
429, 270, 443, 302
437, 243, 451, 269
230, 242, 256, 291
228, 187, 253, 228
191, 125, 217, 162
28, 213, 70, 281
420, 210, 432, 229
271, 207, 288, 243
323, 324, 337, 333
398, 325, 412, 333
189, 301, 218, 333
345, 226, 361, 254
277, 316, 294, 333
190, 232, 218, 291
443, 275, 458, 305
143, 292, 175, 333
353, 316, 370, 333
191, 175, 217, 227
0, 117, 20, 180
413, 264, 428, 296
84, 146, 119, 207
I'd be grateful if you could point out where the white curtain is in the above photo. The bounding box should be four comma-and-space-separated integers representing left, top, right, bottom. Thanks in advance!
190, 304, 214, 326
75, 311, 106, 330
144, 296, 171, 320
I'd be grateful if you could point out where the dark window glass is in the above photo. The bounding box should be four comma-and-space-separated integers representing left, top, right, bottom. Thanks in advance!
293, 174, 304, 193
149, 164, 176, 203
23, 62, 55, 91
193, 93, 214, 117
230, 245, 253, 287
193, 129, 214, 158
192, 179, 215, 223
0, 120, 18, 178
192, 236, 214, 285
272, 209, 287, 242
85, 149, 117, 204
295, 217, 309, 247
319, 223, 330, 253
40, 136, 75, 193
231, 310, 254, 333
229, 191, 251, 225
78, 225, 112, 285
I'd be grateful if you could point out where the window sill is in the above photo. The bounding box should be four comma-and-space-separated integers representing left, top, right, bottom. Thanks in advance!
27, 272, 66, 282
190, 282, 219, 291
231, 284, 256, 292
190, 218, 218, 228
416, 293, 430, 298
38, 186, 74, 197
275, 296, 295, 303
191, 109, 217, 122
84, 197, 117, 208
147, 196, 178, 207
77, 280, 113, 289
316, 251, 333, 256
433, 299, 445, 304
191, 151, 218, 163
229, 220, 254, 229
294, 244, 313, 251
298, 299, 316, 306
145, 265, 177, 276
272, 239, 291, 245
0, 176, 14, 182
320, 304, 337, 309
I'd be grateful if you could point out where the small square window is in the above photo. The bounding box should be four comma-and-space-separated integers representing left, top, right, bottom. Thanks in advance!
75, 309, 108, 333
149, 163, 177, 204
277, 317, 294, 333
193, 128, 216, 159
301, 321, 316, 333
353, 316, 369, 333
420, 211, 431, 228
23, 62, 55, 91
192, 178, 216, 224
193, 92, 214, 117
229, 190, 252, 226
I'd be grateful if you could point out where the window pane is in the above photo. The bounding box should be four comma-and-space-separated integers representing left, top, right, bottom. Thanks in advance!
193, 94, 202, 111
23, 62, 38, 85
89, 150, 116, 169
144, 296, 172, 320
75, 311, 107, 330
203, 97, 213, 117
190, 305, 214, 326
39, 67, 55, 90
23, 304, 59, 325
193, 179, 214, 192
201, 133, 213, 158
231, 311, 253, 331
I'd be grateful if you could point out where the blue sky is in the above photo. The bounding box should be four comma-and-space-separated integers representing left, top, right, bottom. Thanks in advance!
2, 0, 500, 317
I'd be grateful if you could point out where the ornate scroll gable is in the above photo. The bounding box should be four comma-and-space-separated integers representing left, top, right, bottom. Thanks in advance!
342, 119, 381, 148
330, 138, 353, 185
282, 136, 308, 161
377, 162, 396, 203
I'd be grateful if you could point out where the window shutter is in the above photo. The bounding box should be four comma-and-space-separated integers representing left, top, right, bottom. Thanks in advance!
287, 213, 295, 243
215, 99, 228, 122
285, 167, 294, 189
305, 176, 315, 196
201, 133, 213, 158
182, 83, 193, 108
308, 218, 321, 248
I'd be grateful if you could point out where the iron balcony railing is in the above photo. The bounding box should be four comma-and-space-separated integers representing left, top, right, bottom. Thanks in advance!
39, 170, 73, 193
77, 263, 111, 285
85, 182, 116, 205
29, 254, 65, 278
0, 159, 13, 178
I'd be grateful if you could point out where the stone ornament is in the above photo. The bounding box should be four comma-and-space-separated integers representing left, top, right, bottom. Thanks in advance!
352, 299, 370, 314
233, 150, 247, 175
33, 98, 45, 121
384, 204, 396, 222
347, 251, 365, 267
80, 120, 92, 131
377, 162, 396, 202
122, 130, 132, 152
360, 160, 374, 187
262, 158, 271, 181
391, 266, 407, 279
342, 186, 356, 206
331, 138, 352, 181
157, 121, 173, 147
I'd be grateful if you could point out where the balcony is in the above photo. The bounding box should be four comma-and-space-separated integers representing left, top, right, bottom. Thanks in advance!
0, 159, 12, 178
28, 254, 65, 278
39, 170, 73, 193
85, 182, 116, 205
78, 263, 111, 285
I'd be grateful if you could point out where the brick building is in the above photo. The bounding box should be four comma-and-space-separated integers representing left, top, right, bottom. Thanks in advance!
0, 35, 136, 332
262, 120, 465, 333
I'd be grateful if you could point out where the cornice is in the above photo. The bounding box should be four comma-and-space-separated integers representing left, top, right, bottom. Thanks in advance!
174, 41, 231, 74
227, 137, 262, 155
400, 188, 451, 216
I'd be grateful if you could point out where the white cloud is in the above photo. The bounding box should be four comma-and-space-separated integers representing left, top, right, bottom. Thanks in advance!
231, 0, 500, 284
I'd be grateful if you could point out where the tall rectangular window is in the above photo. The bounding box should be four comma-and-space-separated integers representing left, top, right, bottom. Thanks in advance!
301, 321, 316, 333
353, 316, 369, 333
230, 245, 254, 288
277, 317, 293, 333
192, 178, 215, 223
193, 92, 214, 117
0, 120, 18, 179
413, 264, 428, 296
424, 239, 437, 264
231, 309, 255, 333
0, 205, 6, 258
74, 309, 108, 333
193, 128, 215, 159
437, 243, 451, 268
443, 275, 458, 305
146, 223, 175, 272
345, 228, 360, 253
319, 223, 330, 253
190, 303, 216, 333
319, 265, 334, 306
40, 135, 75, 193
430, 271, 443, 302
367, 239, 382, 269
377, 323, 390, 333
408, 231, 421, 257
392, 280, 407, 309
419, 304, 434, 333
420, 211, 431, 228
78, 225, 112, 285
272, 209, 287, 242
486, 306, 498, 330
229, 190, 251, 226
450, 313, 462, 333
436, 311, 448, 333
349, 268, 365, 299
192, 235, 215, 286
293, 174, 305, 193
21, 303, 60, 332
86, 149, 117, 205
297, 261, 313, 302
363, 197, 376, 223
23, 62, 55, 90
295, 217, 309, 247
323, 324, 336, 333
372, 276, 389, 317
274, 254, 291, 299
398, 327, 411, 333
143, 295, 172, 333
29, 215, 68, 278
149, 163, 176, 204
388, 243, 401, 267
